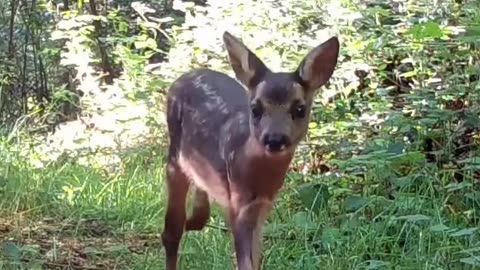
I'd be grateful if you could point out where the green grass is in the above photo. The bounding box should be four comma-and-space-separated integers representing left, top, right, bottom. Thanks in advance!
1, 0, 479, 268
0, 144, 479, 269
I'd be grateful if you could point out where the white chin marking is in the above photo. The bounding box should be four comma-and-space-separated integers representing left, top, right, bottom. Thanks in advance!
265, 146, 288, 156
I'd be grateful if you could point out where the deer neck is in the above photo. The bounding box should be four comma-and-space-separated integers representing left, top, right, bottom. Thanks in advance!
229, 136, 294, 199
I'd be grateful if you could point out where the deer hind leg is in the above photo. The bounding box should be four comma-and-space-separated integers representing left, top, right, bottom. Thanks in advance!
186, 187, 211, 231
162, 159, 190, 270
231, 198, 273, 270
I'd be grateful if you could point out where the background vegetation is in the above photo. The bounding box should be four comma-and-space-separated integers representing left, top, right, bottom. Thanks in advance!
1, 0, 479, 269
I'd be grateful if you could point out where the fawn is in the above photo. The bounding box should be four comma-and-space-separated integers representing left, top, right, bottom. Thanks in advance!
162, 31, 340, 270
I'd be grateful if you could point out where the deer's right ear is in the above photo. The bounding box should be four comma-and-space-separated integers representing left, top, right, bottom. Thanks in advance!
223, 32, 269, 88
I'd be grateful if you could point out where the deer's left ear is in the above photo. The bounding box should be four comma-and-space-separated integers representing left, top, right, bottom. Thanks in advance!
295, 37, 340, 91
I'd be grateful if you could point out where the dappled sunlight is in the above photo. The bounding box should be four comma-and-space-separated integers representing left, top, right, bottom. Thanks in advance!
1, 0, 480, 268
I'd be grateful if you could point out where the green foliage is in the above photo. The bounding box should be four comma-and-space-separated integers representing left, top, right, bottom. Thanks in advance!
1, 0, 480, 269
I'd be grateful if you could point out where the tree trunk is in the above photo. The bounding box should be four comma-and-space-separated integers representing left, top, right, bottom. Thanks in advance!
0, 0, 20, 119
88, 0, 115, 84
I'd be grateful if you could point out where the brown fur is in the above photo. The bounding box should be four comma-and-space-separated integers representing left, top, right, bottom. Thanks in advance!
161, 31, 340, 270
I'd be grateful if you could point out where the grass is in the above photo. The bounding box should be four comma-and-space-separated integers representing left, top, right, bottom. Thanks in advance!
0, 143, 479, 270
0, 0, 479, 268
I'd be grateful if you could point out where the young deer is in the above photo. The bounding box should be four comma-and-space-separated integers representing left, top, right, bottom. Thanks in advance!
162, 31, 340, 270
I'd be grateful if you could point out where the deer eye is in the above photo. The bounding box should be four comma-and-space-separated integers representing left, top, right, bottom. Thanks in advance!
251, 102, 264, 119
292, 104, 306, 119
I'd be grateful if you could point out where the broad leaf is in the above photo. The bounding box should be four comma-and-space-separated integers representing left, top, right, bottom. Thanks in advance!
345, 195, 368, 212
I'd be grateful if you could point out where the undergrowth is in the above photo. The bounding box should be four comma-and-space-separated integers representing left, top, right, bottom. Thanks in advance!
1, 0, 480, 269
1, 134, 479, 269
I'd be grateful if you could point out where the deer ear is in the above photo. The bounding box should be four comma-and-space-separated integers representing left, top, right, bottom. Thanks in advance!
223, 31, 269, 88
295, 37, 340, 91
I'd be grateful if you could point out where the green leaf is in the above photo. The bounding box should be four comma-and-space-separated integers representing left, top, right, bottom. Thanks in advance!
429, 224, 450, 232
292, 211, 316, 231
345, 195, 368, 212
363, 260, 390, 269
445, 182, 472, 192
390, 176, 413, 188
395, 214, 431, 222
464, 26, 480, 37
459, 247, 480, 254
465, 192, 480, 202
296, 183, 330, 213
460, 257, 480, 266
293, 211, 309, 226
400, 70, 417, 78
321, 227, 342, 247
387, 142, 404, 155
450, 227, 478, 237
458, 157, 480, 170
1, 241, 21, 262
407, 21, 444, 40
104, 244, 129, 254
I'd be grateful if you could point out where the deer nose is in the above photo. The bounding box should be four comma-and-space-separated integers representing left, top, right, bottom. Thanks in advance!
263, 134, 290, 152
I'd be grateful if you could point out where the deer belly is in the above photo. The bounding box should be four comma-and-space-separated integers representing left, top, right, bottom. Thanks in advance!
178, 151, 230, 207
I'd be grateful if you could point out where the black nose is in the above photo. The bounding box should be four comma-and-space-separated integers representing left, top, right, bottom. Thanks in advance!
263, 134, 289, 152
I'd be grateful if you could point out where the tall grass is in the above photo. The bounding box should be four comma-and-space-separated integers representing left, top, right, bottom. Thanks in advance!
1, 141, 479, 269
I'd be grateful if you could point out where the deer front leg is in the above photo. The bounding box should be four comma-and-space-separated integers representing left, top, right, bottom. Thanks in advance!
230, 198, 273, 270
